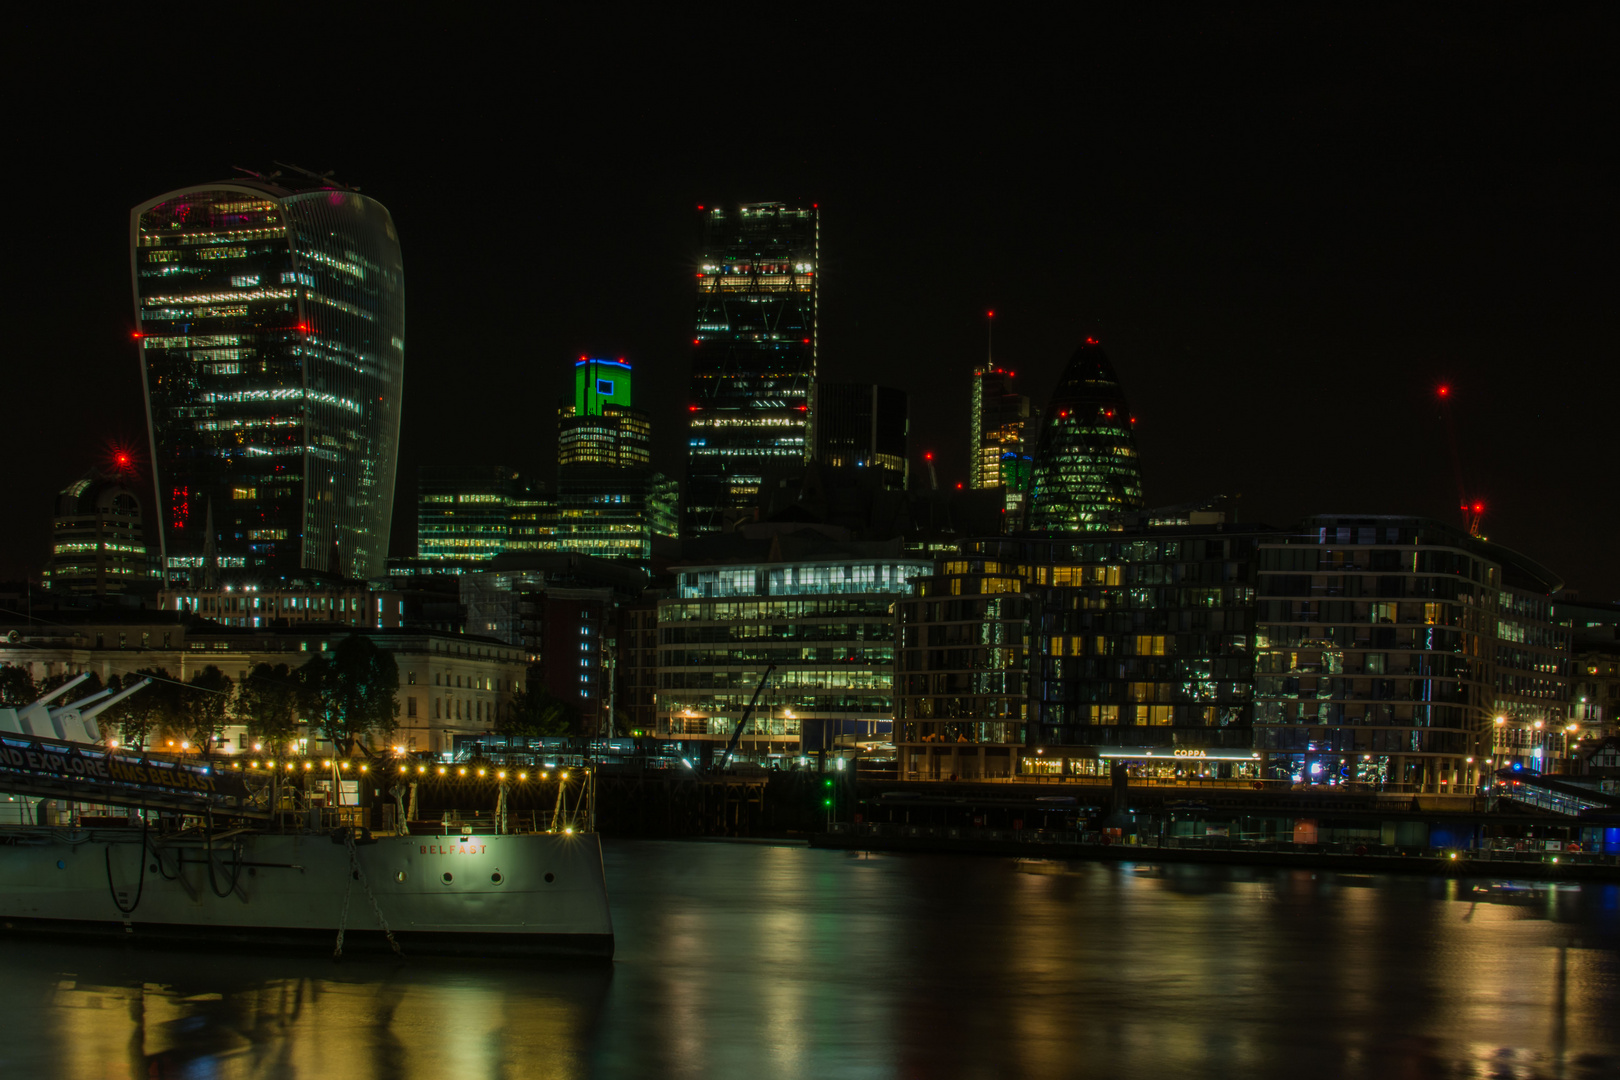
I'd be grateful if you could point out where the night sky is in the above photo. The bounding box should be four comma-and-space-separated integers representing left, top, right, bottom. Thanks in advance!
6, 10, 1615, 596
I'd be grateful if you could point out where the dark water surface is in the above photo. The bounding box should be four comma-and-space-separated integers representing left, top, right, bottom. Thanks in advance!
2, 839, 1618, 1078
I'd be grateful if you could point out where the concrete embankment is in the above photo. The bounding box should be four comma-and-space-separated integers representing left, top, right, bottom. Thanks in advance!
809, 830, 1620, 882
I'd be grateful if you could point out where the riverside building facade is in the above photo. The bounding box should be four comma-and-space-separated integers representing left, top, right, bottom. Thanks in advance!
894, 524, 1265, 781
685, 203, 818, 534
1252, 516, 1571, 791
657, 555, 930, 761
132, 176, 406, 585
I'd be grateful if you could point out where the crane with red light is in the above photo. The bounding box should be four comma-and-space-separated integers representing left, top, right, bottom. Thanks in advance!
1435, 383, 1485, 537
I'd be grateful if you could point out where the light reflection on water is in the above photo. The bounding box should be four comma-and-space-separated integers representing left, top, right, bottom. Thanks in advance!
1, 840, 1617, 1079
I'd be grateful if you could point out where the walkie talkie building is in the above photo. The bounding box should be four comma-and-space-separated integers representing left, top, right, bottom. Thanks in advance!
685, 202, 818, 535
131, 178, 405, 585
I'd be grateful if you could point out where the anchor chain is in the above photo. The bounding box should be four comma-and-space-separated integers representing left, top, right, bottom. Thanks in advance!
333, 830, 402, 960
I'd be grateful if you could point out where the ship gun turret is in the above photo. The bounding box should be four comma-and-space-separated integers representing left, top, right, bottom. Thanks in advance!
0, 678, 266, 819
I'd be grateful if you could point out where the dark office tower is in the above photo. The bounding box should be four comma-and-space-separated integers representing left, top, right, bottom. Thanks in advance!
1025, 338, 1143, 532
44, 472, 151, 596
686, 202, 818, 534
417, 466, 527, 562
131, 176, 405, 585
813, 383, 909, 490
558, 358, 651, 469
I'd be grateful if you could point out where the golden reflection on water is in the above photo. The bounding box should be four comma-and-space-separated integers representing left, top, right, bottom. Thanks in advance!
3, 843, 1618, 1080
19, 952, 607, 1080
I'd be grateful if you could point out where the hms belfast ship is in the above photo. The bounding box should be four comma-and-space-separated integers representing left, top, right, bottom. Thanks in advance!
0, 676, 613, 958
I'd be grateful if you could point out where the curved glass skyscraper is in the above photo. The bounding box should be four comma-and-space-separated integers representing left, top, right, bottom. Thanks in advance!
1025, 338, 1143, 532
131, 179, 405, 584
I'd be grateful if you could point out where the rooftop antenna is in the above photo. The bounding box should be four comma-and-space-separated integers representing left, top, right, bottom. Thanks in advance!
1435, 383, 1485, 537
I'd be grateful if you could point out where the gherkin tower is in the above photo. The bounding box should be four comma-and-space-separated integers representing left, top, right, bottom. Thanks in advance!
1025, 338, 1144, 531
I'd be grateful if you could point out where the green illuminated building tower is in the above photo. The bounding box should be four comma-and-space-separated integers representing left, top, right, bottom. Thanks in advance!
558, 358, 650, 469
1025, 338, 1144, 531
554, 357, 674, 561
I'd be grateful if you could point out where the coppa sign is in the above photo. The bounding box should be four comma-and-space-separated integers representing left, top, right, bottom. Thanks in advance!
0, 735, 248, 798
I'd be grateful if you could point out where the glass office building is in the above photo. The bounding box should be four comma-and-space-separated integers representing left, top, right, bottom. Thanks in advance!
686, 203, 818, 534
1025, 339, 1143, 532
44, 474, 152, 596
417, 466, 529, 563
970, 363, 1034, 519
657, 557, 931, 759
131, 178, 405, 584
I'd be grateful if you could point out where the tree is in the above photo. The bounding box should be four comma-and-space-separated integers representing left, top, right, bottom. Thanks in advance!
235, 663, 300, 757
0, 664, 39, 707
177, 666, 234, 755
498, 683, 581, 739
97, 668, 182, 750
297, 636, 399, 755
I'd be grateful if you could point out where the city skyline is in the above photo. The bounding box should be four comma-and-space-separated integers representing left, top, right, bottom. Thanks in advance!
3, 10, 1614, 600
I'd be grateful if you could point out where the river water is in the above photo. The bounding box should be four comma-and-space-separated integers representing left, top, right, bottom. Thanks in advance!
1, 839, 1617, 1079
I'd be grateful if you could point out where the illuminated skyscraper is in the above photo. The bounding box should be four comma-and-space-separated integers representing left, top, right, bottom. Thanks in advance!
558, 358, 650, 469
970, 362, 1033, 518
555, 357, 675, 561
686, 203, 818, 534
131, 174, 405, 585
1025, 338, 1144, 531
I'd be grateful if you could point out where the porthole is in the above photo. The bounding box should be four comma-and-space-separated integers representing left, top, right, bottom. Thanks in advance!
491, 871, 504, 885
544, 872, 555, 884
395, 871, 407, 883
442, 872, 454, 884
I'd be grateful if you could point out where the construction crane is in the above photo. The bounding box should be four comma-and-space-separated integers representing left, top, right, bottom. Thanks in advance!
713, 665, 776, 774
1436, 383, 1486, 537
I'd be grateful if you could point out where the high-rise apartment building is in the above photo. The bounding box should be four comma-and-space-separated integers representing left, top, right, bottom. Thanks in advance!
812, 383, 908, 490
131, 175, 405, 585
970, 363, 1033, 517
1025, 339, 1144, 532
894, 525, 1265, 781
1253, 516, 1570, 790
44, 472, 152, 596
686, 203, 818, 534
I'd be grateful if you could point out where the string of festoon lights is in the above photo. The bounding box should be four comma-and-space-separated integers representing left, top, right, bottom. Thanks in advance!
228, 760, 584, 783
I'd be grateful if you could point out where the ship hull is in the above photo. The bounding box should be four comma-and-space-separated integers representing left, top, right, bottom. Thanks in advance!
0, 830, 614, 958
